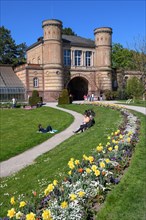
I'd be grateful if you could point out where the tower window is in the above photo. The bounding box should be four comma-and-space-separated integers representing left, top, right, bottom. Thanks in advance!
75, 50, 82, 66
86, 51, 92, 66
64, 49, 71, 66
33, 77, 39, 88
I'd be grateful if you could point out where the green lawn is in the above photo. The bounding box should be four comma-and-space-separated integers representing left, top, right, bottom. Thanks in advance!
0, 106, 74, 161
116, 99, 146, 107
0, 105, 122, 217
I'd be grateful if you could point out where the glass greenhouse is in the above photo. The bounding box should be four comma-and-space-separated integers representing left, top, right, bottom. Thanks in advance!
0, 65, 25, 102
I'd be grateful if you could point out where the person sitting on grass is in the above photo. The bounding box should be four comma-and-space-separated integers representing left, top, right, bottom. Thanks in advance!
73, 109, 95, 133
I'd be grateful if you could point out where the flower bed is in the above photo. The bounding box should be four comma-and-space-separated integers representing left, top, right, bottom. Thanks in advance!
6, 103, 140, 220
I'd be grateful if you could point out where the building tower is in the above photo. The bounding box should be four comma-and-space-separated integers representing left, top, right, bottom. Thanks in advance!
42, 19, 63, 101
94, 27, 112, 94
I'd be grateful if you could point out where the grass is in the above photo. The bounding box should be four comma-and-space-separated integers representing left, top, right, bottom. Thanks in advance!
95, 111, 146, 220
0, 104, 122, 217
0, 106, 74, 161
116, 99, 146, 107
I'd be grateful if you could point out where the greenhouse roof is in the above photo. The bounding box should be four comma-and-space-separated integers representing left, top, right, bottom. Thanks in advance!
0, 65, 25, 88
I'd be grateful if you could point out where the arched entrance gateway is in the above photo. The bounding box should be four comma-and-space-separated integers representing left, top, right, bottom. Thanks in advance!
67, 77, 88, 100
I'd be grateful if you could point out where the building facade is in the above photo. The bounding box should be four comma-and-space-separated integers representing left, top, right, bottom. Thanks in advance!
14, 19, 113, 101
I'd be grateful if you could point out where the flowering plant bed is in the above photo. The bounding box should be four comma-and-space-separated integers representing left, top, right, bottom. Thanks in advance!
5, 103, 140, 220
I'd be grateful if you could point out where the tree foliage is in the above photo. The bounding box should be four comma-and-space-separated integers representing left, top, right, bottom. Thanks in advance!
0, 26, 27, 66
112, 42, 146, 71
126, 76, 144, 99
112, 43, 134, 70
62, 27, 77, 36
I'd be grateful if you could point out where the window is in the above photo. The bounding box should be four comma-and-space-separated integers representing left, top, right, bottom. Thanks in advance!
33, 77, 39, 88
86, 51, 92, 66
64, 49, 71, 66
75, 50, 82, 66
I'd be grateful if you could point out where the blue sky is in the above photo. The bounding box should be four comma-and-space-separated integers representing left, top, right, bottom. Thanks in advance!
0, 0, 145, 49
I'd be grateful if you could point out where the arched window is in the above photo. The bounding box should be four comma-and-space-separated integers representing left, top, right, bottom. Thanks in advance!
33, 77, 39, 88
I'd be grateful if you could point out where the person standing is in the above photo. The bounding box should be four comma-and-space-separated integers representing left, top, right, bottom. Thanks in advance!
12, 97, 16, 108
91, 93, 94, 101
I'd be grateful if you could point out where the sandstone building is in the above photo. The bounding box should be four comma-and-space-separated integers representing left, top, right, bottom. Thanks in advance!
14, 19, 113, 101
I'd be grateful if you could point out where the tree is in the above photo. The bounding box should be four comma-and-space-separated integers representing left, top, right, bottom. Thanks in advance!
130, 37, 146, 97
112, 43, 134, 70
0, 26, 27, 66
62, 27, 77, 36
126, 76, 144, 99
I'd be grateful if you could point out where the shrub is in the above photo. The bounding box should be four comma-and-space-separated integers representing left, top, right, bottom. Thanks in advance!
126, 76, 144, 99
104, 89, 112, 100
58, 89, 70, 104
29, 90, 43, 106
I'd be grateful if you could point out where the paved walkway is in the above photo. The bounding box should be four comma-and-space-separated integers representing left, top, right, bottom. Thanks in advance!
0, 101, 145, 178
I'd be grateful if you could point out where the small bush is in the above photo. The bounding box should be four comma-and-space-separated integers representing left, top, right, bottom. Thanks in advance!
58, 89, 70, 105
104, 89, 112, 100
29, 90, 43, 106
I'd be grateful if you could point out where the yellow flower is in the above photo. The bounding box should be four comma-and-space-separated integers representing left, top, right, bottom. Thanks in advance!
91, 165, 97, 172
119, 134, 123, 139
10, 196, 15, 205
44, 184, 54, 196
42, 209, 52, 220
68, 161, 75, 169
94, 169, 100, 176
114, 145, 119, 151
127, 137, 131, 143
83, 154, 88, 160
105, 158, 110, 163
128, 131, 132, 136
75, 159, 80, 165
106, 142, 110, 146
108, 147, 113, 151
100, 161, 105, 168
70, 193, 77, 201
96, 145, 103, 152
112, 139, 116, 143
26, 212, 36, 220
86, 168, 91, 173
19, 201, 26, 208
68, 170, 72, 175
16, 211, 23, 219
77, 191, 85, 197
88, 156, 94, 163
107, 136, 111, 140
61, 201, 68, 209
53, 180, 58, 186
7, 208, 16, 218
114, 131, 117, 135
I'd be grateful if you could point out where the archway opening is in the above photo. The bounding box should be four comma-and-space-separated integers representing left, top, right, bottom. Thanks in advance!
67, 77, 88, 100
